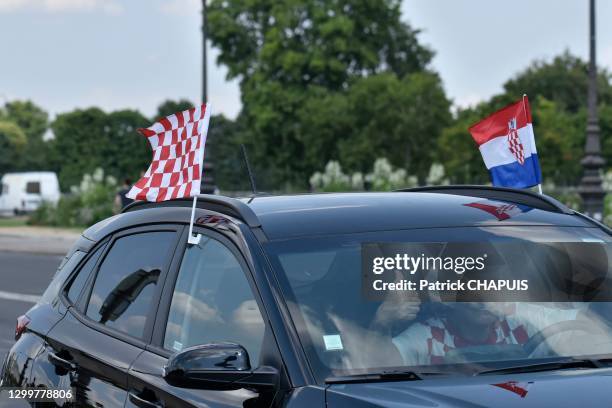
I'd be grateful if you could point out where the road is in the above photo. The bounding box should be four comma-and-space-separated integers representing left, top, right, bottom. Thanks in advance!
0, 251, 62, 363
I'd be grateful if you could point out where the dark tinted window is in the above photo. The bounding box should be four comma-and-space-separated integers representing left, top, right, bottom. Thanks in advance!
66, 243, 106, 304
26, 182, 40, 194
85, 231, 176, 339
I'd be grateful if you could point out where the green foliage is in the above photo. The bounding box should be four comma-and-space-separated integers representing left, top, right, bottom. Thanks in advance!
208, 0, 442, 187
155, 99, 195, 120
0, 121, 27, 176
208, 0, 432, 89
49, 108, 149, 190
437, 106, 489, 184
0, 100, 50, 172
29, 168, 117, 227
207, 114, 249, 191
532, 98, 583, 184
503, 51, 612, 113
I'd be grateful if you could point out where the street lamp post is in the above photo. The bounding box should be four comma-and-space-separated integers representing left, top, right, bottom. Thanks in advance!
202, 0, 207, 103
200, 0, 216, 194
578, 0, 605, 220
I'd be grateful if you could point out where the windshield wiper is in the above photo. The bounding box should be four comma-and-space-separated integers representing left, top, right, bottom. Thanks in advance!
326, 370, 445, 384
477, 358, 610, 376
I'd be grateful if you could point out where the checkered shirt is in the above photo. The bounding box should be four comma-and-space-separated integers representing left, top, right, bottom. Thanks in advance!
127, 103, 211, 202
392, 303, 579, 366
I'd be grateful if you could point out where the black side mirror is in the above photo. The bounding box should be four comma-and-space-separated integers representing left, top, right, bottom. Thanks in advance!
163, 342, 279, 391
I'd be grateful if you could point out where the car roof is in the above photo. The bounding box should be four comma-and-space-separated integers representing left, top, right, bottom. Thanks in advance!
244, 192, 591, 239
85, 188, 598, 242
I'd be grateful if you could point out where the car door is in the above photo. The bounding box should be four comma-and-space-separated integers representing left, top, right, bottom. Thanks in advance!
38, 225, 182, 407
126, 227, 285, 408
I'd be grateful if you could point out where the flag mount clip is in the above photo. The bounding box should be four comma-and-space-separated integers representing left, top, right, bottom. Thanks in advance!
187, 195, 201, 245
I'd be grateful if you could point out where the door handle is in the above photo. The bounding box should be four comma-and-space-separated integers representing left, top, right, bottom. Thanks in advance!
48, 352, 76, 371
128, 391, 164, 408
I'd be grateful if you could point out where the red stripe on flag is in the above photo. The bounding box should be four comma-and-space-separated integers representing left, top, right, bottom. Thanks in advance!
138, 128, 156, 137
163, 159, 175, 173
468, 96, 532, 146
159, 117, 172, 132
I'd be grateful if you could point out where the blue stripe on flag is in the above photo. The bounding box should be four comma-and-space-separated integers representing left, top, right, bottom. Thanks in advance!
488, 154, 542, 189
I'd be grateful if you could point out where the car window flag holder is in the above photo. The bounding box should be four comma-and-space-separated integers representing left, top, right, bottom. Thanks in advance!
124, 103, 211, 245
187, 195, 201, 245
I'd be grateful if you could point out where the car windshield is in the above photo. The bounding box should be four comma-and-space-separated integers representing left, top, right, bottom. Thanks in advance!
264, 226, 612, 382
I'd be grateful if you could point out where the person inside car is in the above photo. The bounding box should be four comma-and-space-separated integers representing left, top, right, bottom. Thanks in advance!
391, 301, 585, 366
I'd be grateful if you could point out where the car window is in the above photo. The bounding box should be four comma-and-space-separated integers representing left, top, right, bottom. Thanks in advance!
85, 231, 177, 339
39, 251, 86, 305
26, 181, 40, 194
164, 236, 265, 365
66, 243, 106, 305
1, 183, 7, 195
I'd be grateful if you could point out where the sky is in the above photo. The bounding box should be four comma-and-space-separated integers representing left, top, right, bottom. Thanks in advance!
1, 0, 611, 120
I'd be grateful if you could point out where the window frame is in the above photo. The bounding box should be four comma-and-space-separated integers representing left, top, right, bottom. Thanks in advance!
25, 181, 41, 194
147, 226, 268, 358
66, 224, 185, 349
59, 239, 109, 308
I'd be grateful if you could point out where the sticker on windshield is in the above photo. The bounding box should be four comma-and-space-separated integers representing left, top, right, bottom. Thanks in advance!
172, 341, 183, 351
323, 334, 344, 351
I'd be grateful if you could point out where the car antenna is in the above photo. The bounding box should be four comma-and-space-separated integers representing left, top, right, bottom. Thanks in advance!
241, 144, 258, 202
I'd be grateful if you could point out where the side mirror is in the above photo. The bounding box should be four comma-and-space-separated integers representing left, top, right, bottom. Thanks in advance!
163, 342, 279, 391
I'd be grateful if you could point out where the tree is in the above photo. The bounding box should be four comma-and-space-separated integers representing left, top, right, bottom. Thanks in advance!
49, 108, 150, 190
0, 100, 50, 171
0, 121, 27, 176
297, 72, 450, 182
104, 110, 151, 183
206, 114, 249, 191
49, 108, 108, 189
208, 0, 432, 89
437, 107, 489, 185
155, 99, 195, 121
208, 0, 444, 187
503, 51, 612, 113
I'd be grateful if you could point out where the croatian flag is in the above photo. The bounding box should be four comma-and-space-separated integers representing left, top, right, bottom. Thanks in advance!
469, 97, 541, 189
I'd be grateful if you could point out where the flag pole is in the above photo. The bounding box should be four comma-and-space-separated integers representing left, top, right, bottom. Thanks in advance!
522, 93, 543, 195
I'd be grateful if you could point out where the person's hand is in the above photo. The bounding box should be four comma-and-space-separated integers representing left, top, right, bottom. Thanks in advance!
371, 270, 421, 331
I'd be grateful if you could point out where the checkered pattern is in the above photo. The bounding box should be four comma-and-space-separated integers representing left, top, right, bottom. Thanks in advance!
507, 119, 525, 165
126, 103, 211, 202
423, 309, 528, 365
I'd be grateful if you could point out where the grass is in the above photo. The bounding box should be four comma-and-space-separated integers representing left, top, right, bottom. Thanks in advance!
0, 217, 27, 227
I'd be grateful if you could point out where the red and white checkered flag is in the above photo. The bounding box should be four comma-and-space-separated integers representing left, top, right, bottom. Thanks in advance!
126, 103, 211, 202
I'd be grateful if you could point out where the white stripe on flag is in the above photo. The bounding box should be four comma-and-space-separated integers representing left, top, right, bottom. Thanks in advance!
168, 114, 178, 129
478, 124, 536, 169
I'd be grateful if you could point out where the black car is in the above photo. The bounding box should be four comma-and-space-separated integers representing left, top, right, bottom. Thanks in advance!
2, 186, 612, 407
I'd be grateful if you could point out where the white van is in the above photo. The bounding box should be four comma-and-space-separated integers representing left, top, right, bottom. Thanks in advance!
0, 172, 60, 215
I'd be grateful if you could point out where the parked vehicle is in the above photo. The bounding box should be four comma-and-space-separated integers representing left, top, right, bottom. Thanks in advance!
0, 172, 60, 215
2, 186, 612, 407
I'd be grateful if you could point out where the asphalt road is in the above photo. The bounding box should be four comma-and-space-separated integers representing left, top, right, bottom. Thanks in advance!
0, 251, 62, 363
